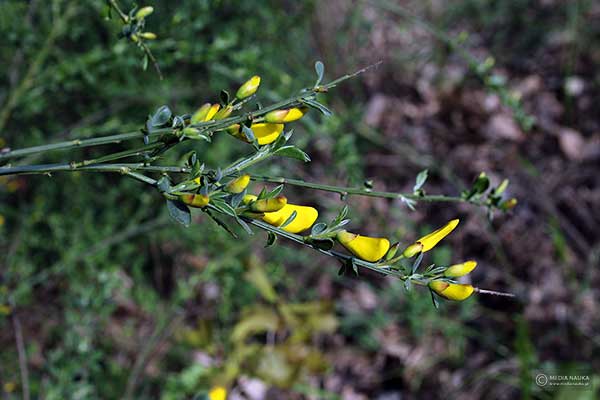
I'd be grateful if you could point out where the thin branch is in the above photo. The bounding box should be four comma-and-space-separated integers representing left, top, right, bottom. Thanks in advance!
12, 313, 30, 400
250, 174, 481, 205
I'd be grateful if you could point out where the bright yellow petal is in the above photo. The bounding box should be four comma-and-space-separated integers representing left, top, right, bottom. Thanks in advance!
251, 123, 284, 145
225, 174, 250, 194
337, 231, 391, 262
417, 219, 459, 252
208, 386, 227, 400
429, 281, 474, 301
262, 204, 318, 233
205, 104, 221, 121
444, 260, 477, 278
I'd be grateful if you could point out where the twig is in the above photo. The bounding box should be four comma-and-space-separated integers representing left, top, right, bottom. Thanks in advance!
12, 313, 30, 400
250, 174, 482, 205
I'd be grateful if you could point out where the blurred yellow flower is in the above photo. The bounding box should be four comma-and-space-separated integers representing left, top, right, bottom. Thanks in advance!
429, 281, 474, 301
336, 230, 390, 262
208, 386, 227, 400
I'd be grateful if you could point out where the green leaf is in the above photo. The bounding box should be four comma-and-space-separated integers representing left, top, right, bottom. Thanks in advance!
314, 61, 325, 86
273, 146, 311, 162
413, 169, 428, 193
279, 210, 297, 229
166, 199, 191, 227
265, 232, 277, 247
302, 98, 332, 116
151, 105, 172, 127
205, 209, 238, 239
220, 89, 230, 105
310, 222, 327, 236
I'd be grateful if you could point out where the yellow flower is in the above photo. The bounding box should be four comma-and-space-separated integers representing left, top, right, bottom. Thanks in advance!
251, 123, 284, 145
0, 304, 11, 316
429, 281, 474, 301
225, 174, 250, 194
213, 105, 233, 120
135, 6, 154, 19
0, 214, 4, 227
180, 193, 210, 208
139, 32, 157, 40
263, 107, 308, 123
401, 242, 423, 258
227, 123, 284, 145
444, 260, 477, 278
415, 219, 459, 252
236, 75, 261, 99
3, 382, 16, 393
191, 103, 220, 124
262, 204, 318, 233
208, 386, 227, 400
336, 230, 391, 262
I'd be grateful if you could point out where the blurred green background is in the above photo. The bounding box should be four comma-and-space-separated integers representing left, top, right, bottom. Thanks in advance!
1, 0, 599, 399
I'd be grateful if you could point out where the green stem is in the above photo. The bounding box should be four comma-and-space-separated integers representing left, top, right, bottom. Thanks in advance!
0, 130, 167, 162
249, 175, 479, 205
222, 149, 272, 176
242, 217, 401, 278
0, 162, 184, 177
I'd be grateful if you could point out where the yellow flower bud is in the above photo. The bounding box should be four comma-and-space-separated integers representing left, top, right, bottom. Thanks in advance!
139, 32, 157, 40
135, 6, 154, 19
208, 386, 227, 400
501, 198, 518, 211
402, 242, 423, 258
250, 196, 287, 213
130, 34, 139, 42
444, 260, 477, 278
336, 230, 391, 262
225, 174, 250, 194
415, 219, 459, 252
262, 204, 318, 233
213, 105, 233, 120
191, 103, 220, 124
236, 75, 261, 99
429, 281, 474, 301
180, 193, 210, 208
263, 107, 308, 123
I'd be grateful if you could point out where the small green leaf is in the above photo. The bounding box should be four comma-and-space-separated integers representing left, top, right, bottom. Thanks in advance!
314, 61, 325, 86
302, 98, 332, 116
273, 146, 311, 162
413, 169, 428, 193
151, 105, 172, 127
220, 89, 230, 105
279, 210, 297, 229
205, 209, 238, 238
166, 199, 191, 227
310, 222, 327, 236
266, 232, 277, 247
